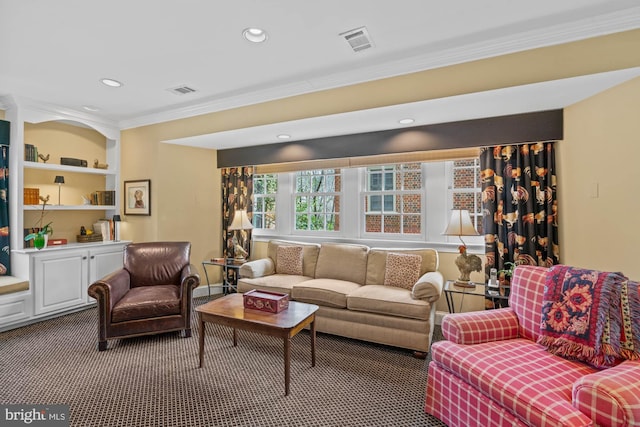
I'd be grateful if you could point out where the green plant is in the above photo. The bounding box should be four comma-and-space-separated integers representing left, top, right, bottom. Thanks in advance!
498, 262, 517, 280
24, 195, 53, 242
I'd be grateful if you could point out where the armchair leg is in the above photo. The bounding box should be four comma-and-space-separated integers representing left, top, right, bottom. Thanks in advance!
183, 328, 192, 338
98, 341, 107, 351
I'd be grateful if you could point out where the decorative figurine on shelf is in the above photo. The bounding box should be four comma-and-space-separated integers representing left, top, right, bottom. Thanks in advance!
93, 159, 109, 169
38, 153, 50, 163
80, 226, 87, 236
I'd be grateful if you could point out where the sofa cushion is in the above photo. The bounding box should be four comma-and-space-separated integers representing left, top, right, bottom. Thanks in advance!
383, 253, 422, 290
275, 245, 303, 275
509, 265, 549, 341
431, 339, 597, 427
267, 240, 320, 278
111, 285, 180, 323
291, 278, 361, 308
366, 248, 438, 286
314, 243, 369, 284
347, 285, 430, 321
237, 274, 311, 296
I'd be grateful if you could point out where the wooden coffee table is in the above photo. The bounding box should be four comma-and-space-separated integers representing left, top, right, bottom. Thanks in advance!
196, 293, 319, 396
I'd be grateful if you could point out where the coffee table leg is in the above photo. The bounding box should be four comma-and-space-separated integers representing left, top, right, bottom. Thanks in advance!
198, 316, 205, 368
284, 336, 291, 396
310, 317, 316, 367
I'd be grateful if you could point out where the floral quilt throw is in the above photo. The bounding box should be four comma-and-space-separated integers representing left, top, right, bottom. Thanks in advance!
538, 265, 640, 368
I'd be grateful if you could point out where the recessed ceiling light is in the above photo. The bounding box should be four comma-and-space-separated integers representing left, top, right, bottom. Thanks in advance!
100, 78, 123, 88
277, 134, 291, 139
243, 28, 268, 43
82, 105, 100, 112
399, 118, 415, 124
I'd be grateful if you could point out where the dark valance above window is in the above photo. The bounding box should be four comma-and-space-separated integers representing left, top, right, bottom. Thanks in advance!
217, 109, 563, 170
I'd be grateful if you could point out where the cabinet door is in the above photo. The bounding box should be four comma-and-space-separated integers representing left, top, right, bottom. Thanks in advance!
88, 245, 126, 302
33, 249, 88, 315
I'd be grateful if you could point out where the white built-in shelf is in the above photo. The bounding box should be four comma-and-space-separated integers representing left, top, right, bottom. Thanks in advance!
24, 161, 116, 176
24, 204, 116, 211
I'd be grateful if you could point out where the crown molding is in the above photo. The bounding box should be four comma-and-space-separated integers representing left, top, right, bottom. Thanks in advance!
119, 5, 640, 130
2, 95, 120, 140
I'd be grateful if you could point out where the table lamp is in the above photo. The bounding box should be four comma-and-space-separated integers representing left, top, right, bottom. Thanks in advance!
228, 209, 253, 260
443, 209, 482, 287
54, 175, 65, 205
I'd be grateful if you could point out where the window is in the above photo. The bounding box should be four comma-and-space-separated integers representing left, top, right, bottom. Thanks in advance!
294, 169, 341, 231
451, 159, 482, 234
363, 163, 422, 235
252, 174, 277, 229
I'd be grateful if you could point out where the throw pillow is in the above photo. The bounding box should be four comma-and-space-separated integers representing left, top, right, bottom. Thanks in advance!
276, 245, 304, 275
383, 253, 422, 290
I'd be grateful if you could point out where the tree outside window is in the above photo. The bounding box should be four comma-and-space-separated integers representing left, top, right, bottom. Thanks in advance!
294, 169, 341, 231
252, 174, 277, 229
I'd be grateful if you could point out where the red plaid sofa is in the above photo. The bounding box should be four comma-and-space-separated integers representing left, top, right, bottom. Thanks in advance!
425, 265, 640, 427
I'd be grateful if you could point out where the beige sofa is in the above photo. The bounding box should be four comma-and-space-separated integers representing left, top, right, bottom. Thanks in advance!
238, 240, 444, 354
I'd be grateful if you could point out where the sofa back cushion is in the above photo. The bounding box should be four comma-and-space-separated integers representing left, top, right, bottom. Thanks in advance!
366, 248, 439, 286
509, 265, 548, 341
314, 243, 369, 284
267, 240, 320, 278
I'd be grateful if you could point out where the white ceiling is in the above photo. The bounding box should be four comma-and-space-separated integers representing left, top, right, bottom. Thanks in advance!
2, 0, 640, 145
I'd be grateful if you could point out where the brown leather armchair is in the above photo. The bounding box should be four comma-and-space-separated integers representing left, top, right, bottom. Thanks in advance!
88, 241, 200, 351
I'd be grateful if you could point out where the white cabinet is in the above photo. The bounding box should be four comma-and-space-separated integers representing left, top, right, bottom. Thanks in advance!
2, 241, 129, 331
33, 248, 87, 315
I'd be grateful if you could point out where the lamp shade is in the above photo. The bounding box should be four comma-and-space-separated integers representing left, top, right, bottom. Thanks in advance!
228, 209, 253, 231
54, 175, 65, 184
112, 215, 121, 222
442, 209, 479, 237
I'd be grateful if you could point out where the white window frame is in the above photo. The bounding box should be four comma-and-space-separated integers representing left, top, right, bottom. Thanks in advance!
361, 163, 423, 238
292, 169, 342, 235
251, 173, 277, 233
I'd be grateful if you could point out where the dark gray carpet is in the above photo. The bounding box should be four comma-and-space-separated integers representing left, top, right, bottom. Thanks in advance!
0, 297, 446, 427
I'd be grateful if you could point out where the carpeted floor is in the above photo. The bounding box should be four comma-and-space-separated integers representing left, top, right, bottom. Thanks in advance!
0, 297, 447, 427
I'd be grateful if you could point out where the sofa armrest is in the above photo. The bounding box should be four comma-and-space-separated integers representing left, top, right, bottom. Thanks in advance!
441, 308, 520, 345
411, 271, 444, 302
180, 263, 200, 298
239, 258, 275, 279
88, 269, 131, 310
573, 360, 640, 427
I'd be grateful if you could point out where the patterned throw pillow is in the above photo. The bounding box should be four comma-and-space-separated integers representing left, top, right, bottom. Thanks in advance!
383, 253, 422, 290
276, 245, 304, 275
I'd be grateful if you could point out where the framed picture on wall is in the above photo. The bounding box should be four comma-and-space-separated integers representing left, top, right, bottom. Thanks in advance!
124, 179, 151, 216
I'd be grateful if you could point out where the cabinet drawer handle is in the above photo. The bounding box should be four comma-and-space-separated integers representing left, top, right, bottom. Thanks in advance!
82, 256, 87, 260
91, 256, 95, 259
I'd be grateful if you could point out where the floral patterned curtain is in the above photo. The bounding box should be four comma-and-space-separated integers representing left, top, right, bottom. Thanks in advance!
481, 142, 559, 308
0, 120, 10, 275
221, 167, 253, 259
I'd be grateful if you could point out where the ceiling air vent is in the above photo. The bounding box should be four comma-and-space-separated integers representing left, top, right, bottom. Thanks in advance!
340, 26, 374, 53
167, 85, 197, 95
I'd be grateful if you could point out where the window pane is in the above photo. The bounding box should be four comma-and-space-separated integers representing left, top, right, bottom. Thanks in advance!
384, 215, 401, 233
310, 214, 324, 230
312, 175, 324, 192
365, 214, 382, 233
295, 214, 308, 230
255, 198, 264, 211
383, 195, 394, 212
369, 173, 382, 191
403, 215, 421, 234
253, 213, 263, 228
310, 196, 324, 213
296, 196, 308, 213
296, 176, 310, 192
384, 171, 394, 190
402, 194, 420, 214
370, 195, 381, 212
264, 197, 276, 212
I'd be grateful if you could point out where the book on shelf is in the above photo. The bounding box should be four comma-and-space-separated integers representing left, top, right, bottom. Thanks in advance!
93, 220, 112, 242
24, 144, 39, 162
91, 190, 116, 206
